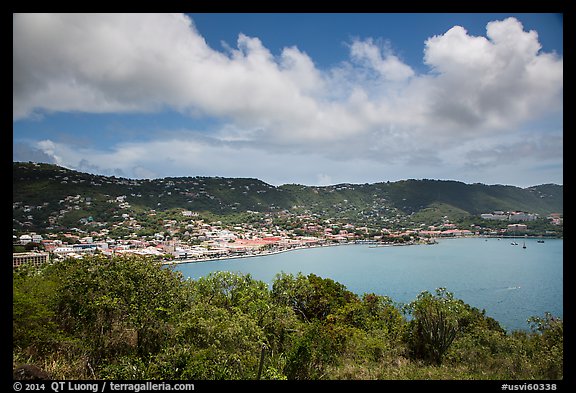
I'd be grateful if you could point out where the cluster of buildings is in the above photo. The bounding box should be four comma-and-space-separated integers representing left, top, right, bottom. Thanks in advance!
7, 221, 486, 268
478, 210, 563, 235
12, 230, 327, 268
13, 206, 561, 268
480, 211, 539, 221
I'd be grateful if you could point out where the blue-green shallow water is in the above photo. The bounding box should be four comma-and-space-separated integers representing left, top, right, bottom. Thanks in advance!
173, 238, 563, 332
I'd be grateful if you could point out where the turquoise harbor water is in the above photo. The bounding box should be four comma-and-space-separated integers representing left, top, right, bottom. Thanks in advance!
173, 237, 563, 332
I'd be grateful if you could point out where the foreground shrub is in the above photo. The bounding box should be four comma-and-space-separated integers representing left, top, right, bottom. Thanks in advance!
12, 256, 563, 380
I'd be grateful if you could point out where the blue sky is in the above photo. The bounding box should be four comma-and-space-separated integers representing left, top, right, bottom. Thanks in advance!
13, 13, 563, 187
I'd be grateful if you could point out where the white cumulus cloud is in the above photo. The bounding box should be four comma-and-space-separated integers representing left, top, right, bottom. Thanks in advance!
422, 17, 562, 130
13, 14, 562, 186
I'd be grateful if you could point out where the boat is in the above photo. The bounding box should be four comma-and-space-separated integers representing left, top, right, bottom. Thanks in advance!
537, 240, 545, 243
522, 242, 526, 249
511, 242, 518, 246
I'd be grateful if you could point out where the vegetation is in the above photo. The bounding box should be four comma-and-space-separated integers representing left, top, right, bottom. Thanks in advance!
13, 162, 562, 236
13, 255, 563, 380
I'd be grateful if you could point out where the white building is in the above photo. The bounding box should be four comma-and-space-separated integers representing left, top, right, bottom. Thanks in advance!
509, 212, 538, 222
19, 234, 32, 244
53, 246, 75, 256
480, 213, 508, 221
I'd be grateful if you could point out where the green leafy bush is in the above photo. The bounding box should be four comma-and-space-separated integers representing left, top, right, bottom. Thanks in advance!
12, 255, 563, 380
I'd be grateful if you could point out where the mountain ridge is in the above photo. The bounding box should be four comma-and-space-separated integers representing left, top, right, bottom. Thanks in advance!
13, 161, 562, 190
13, 161, 563, 234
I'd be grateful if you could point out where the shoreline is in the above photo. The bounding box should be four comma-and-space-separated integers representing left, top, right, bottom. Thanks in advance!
163, 242, 350, 266
162, 240, 429, 266
162, 234, 560, 266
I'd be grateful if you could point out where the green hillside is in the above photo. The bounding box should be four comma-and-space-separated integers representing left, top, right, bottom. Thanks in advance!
13, 162, 563, 234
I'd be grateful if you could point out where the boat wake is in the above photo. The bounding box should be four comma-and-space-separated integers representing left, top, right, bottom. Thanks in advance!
494, 285, 522, 292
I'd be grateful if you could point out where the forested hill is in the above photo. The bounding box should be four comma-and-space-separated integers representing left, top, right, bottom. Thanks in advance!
13, 162, 562, 231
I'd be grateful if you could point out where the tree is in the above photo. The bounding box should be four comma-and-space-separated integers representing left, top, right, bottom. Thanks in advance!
360, 293, 405, 340
173, 271, 298, 379
49, 254, 186, 362
527, 312, 563, 379
404, 288, 462, 365
13, 264, 63, 353
272, 272, 357, 323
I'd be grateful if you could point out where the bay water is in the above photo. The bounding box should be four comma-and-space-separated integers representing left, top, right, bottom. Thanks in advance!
173, 237, 563, 332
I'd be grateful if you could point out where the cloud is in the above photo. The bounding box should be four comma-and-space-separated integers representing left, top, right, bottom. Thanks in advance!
14, 15, 562, 130
29, 133, 562, 188
349, 38, 415, 82
26, 137, 351, 185
13, 142, 57, 164
13, 14, 562, 186
422, 17, 563, 130
464, 132, 563, 169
